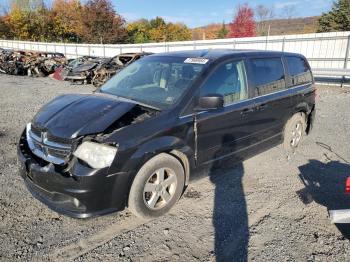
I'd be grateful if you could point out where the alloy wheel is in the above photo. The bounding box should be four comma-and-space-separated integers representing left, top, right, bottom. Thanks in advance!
143, 168, 177, 210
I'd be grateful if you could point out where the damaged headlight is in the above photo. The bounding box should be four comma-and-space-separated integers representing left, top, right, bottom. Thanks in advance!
73, 141, 117, 169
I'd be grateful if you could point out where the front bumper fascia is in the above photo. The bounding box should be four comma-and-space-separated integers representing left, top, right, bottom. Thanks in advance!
17, 131, 131, 219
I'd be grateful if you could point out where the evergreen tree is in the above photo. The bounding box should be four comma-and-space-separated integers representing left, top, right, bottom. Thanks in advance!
217, 22, 228, 39
318, 0, 350, 32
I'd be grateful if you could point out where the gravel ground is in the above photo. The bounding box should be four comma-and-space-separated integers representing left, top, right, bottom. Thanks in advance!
0, 74, 350, 261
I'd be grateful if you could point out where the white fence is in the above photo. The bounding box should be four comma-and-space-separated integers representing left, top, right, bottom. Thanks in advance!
1, 31, 350, 70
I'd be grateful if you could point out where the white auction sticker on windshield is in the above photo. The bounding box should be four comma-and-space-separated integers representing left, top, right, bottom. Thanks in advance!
184, 58, 209, 64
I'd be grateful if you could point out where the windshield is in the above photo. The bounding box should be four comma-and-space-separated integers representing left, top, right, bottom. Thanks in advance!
100, 56, 207, 109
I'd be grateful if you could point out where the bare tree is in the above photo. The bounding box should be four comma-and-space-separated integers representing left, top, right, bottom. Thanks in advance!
8, 0, 44, 11
255, 5, 274, 36
282, 5, 296, 19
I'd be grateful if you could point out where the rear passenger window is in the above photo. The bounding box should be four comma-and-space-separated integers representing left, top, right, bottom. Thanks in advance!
251, 58, 286, 96
286, 56, 312, 86
200, 60, 248, 105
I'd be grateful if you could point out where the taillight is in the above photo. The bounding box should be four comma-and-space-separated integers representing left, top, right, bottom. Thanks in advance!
346, 178, 350, 195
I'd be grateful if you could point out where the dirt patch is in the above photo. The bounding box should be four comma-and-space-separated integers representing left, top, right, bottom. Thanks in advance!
0, 74, 350, 261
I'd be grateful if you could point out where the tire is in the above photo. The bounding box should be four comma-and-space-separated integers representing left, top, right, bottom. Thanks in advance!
128, 153, 185, 219
283, 112, 307, 151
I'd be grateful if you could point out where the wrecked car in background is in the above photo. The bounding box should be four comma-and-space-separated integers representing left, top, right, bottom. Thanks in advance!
24, 52, 66, 77
0, 49, 26, 75
92, 52, 152, 87
0, 49, 66, 77
52, 56, 99, 81
63, 56, 106, 84
64, 52, 152, 86
1, 50, 151, 86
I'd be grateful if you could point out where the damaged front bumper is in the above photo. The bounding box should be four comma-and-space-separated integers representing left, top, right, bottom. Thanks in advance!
17, 130, 130, 218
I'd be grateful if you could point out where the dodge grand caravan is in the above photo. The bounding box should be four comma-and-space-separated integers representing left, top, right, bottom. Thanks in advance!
18, 49, 316, 218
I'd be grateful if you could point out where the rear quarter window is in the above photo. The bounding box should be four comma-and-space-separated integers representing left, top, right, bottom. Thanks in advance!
251, 57, 286, 96
286, 56, 313, 86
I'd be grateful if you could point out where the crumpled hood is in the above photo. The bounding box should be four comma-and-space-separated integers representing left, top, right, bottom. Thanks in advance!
32, 93, 136, 139
71, 62, 99, 73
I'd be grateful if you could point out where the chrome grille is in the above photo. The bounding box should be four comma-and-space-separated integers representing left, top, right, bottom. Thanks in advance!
30, 124, 42, 137
26, 123, 72, 165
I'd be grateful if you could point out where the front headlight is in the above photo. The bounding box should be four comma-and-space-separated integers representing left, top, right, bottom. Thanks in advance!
73, 141, 117, 169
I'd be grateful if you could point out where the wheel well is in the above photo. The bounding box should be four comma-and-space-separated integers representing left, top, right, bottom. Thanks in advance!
296, 109, 312, 134
168, 150, 190, 186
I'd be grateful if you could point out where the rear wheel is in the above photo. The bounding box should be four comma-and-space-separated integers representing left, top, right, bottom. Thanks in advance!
283, 112, 306, 151
128, 153, 185, 219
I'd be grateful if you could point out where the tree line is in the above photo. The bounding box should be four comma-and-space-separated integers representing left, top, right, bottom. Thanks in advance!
0, 0, 192, 44
0, 0, 349, 44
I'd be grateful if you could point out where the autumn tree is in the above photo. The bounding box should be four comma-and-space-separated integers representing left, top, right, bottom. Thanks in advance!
79, 0, 126, 44
127, 17, 192, 43
228, 4, 256, 38
5, 0, 54, 41
6, 5, 33, 40
165, 22, 191, 41
51, 0, 83, 42
318, 0, 350, 32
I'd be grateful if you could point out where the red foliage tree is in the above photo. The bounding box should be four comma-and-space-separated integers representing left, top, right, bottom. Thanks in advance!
228, 4, 256, 38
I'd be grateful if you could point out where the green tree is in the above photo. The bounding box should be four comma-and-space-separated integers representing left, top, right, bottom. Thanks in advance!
217, 22, 228, 38
0, 15, 12, 38
148, 16, 167, 42
126, 19, 151, 43
318, 0, 350, 32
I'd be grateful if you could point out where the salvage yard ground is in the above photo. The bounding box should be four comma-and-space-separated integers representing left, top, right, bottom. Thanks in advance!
1, 74, 350, 261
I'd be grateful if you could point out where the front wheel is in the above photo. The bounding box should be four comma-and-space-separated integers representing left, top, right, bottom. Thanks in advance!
128, 153, 185, 219
283, 112, 306, 151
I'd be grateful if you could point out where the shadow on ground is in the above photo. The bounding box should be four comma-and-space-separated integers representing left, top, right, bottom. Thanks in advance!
192, 157, 248, 262
298, 159, 350, 239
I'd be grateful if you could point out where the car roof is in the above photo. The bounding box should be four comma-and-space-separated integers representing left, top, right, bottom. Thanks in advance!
151, 49, 304, 60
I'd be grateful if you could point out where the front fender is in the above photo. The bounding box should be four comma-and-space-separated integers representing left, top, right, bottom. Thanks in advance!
122, 136, 194, 185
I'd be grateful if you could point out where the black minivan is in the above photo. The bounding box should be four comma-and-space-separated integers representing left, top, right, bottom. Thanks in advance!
18, 49, 316, 219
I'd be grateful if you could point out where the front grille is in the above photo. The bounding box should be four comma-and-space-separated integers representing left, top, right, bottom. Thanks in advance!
47, 133, 72, 145
30, 124, 43, 137
26, 123, 73, 165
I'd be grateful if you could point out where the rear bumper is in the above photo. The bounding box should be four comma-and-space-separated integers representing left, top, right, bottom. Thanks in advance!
17, 131, 130, 218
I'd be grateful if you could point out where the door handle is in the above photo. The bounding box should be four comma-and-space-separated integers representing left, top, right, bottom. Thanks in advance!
257, 103, 268, 111
241, 107, 255, 115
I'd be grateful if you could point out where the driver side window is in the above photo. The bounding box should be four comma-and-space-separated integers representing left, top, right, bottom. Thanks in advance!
200, 60, 248, 105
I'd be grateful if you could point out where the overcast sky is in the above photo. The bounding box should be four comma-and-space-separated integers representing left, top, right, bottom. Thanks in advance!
114, 0, 333, 28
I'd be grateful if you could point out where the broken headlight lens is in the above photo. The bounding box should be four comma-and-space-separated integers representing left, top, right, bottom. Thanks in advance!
73, 141, 117, 169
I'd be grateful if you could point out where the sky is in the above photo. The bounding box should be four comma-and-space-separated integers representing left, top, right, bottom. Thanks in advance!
114, 0, 333, 28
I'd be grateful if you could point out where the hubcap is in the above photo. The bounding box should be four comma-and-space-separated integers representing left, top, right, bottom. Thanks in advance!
143, 168, 177, 210
290, 122, 303, 148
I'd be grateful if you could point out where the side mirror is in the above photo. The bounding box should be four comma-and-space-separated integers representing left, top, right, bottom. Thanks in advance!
196, 94, 224, 111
